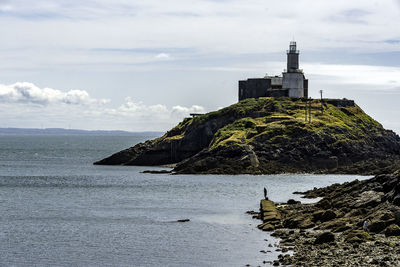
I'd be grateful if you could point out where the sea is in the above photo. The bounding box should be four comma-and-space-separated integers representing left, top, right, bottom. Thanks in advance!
0, 135, 369, 266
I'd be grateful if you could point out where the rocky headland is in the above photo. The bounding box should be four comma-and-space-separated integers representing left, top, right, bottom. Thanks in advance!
251, 170, 400, 266
95, 97, 400, 175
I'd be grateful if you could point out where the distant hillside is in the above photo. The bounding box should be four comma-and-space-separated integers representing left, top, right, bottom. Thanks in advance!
0, 127, 162, 136
95, 97, 400, 175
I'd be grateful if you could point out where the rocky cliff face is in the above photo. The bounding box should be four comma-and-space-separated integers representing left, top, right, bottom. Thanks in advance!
94, 97, 400, 175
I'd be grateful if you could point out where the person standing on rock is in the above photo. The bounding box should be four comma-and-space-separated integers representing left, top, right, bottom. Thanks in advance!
264, 187, 268, 200
363, 219, 369, 232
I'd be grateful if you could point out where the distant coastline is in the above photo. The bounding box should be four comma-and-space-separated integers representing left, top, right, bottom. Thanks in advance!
0, 127, 163, 136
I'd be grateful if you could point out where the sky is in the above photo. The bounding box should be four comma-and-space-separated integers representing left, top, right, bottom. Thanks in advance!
0, 0, 400, 133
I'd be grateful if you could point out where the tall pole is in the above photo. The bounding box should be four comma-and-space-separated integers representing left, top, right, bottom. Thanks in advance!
304, 98, 308, 122
308, 98, 311, 123
319, 90, 323, 114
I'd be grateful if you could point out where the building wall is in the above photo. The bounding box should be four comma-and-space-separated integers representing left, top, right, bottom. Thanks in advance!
238, 78, 271, 101
283, 72, 304, 97
270, 76, 283, 86
266, 89, 288, 97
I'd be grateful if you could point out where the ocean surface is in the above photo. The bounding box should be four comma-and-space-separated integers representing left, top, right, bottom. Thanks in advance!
0, 135, 369, 266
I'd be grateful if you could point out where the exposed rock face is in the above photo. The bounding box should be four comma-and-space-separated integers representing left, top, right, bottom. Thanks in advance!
95, 97, 400, 175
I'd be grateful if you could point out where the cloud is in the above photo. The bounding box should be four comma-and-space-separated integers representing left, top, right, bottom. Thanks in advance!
304, 63, 400, 88
154, 53, 171, 60
1, 0, 399, 57
0, 82, 108, 105
0, 81, 205, 131
106, 97, 205, 119
171, 105, 205, 117
111, 97, 169, 116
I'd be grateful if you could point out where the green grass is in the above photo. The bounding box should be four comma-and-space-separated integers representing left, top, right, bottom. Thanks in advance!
207, 98, 383, 149
150, 97, 384, 149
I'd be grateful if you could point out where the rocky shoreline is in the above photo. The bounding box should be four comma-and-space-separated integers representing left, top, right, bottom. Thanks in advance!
250, 170, 400, 266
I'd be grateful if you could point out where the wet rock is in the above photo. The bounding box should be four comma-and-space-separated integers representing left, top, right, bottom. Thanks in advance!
354, 191, 384, 208
283, 217, 302, 229
345, 230, 371, 243
314, 232, 335, 244
260, 200, 281, 225
316, 199, 332, 209
369, 220, 387, 233
287, 199, 300, 205
258, 223, 275, 231
320, 210, 337, 222
384, 224, 400, 236
298, 218, 315, 229
246, 210, 258, 215
141, 169, 171, 174
312, 210, 325, 222
176, 219, 190, 222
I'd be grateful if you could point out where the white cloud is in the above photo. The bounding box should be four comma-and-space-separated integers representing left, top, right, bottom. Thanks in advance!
0, 82, 205, 131
105, 97, 205, 120
305, 64, 400, 88
154, 53, 171, 60
111, 97, 169, 116
0, 82, 108, 105
171, 105, 205, 117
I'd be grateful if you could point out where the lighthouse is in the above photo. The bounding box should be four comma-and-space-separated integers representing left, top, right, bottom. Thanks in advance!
287, 41, 299, 72
238, 41, 308, 101
282, 41, 305, 98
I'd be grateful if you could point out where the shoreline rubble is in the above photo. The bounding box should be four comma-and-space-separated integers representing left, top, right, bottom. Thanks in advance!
250, 170, 400, 266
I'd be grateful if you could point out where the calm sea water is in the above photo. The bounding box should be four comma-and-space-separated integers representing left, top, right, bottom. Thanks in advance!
0, 135, 368, 266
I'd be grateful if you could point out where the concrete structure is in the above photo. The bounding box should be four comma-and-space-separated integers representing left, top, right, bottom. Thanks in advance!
238, 41, 308, 101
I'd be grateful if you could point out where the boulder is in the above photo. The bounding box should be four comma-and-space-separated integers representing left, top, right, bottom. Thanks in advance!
316, 199, 332, 209
369, 220, 387, 233
298, 218, 315, 229
314, 232, 335, 244
384, 224, 400, 237
345, 230, 371, 243
320, 210, 337, 222
312, 210, 325, 222
287, 199, 301, 205
283, 217, 301, 229
393, 195, 400, 206
354, 191, 384, 208
258, 223, 275, 231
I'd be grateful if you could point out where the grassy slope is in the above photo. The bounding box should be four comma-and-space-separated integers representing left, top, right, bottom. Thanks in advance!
155, 97, 383, 151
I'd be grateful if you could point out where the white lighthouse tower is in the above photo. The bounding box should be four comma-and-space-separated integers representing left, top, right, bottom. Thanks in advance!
282, 41, 305, 97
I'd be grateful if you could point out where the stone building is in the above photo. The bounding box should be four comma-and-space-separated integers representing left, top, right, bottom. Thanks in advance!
238, 41, 308, 101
